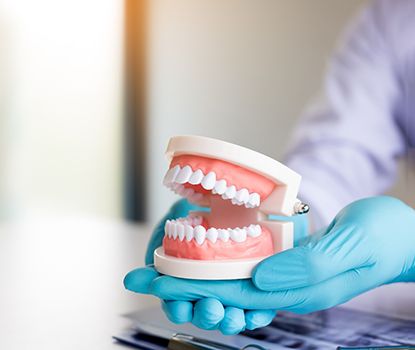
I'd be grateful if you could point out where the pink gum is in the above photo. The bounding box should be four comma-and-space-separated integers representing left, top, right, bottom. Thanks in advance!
170, 155, 276, 200
163, 227, 274, 260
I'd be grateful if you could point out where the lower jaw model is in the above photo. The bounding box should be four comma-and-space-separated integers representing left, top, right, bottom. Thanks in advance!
154, 135, 306, 280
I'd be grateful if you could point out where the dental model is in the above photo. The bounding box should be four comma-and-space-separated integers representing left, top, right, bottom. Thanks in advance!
154, 135, 308, 280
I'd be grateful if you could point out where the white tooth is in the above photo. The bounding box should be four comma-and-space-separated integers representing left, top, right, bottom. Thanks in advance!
231, 198, 244, 206
163, 165, 180, 186
213, 180, 227, 195
201, 172, 216, 190
184, 224, 194, 241
218, 229, 229, 242
230, 228, 247, 243
164, 220, 171, 235
222, 185, 236, 199
168, 222, 175, 238
248, 193, 260, 207
175, 165, 193, 184
206, 228, 218, 243
236, 188, 250, 203
194, 225, 206, 245
247, 224, 261, 238
177, 223, 185, 241
189, 169, 204, 185
172, 223, 178, 240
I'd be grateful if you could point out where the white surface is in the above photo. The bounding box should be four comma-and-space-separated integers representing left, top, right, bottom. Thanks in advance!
0, 217, 158, 350
147, 0, 366, 223
154, 247, 263, 280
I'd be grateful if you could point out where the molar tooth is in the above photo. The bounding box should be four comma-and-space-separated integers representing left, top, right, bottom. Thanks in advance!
222, 185, 236, 200
231, 198, 244, 206
175, 165, 193, 184
230, 228, 247, 243
248, 193, 260, 208
191, 216, 202, 226
218, 229, 229, 242
189, 169, 204, 185
177, 223, 185, 241
236, 188, 250, 203
201, 172, 216, 190
247, 224, 261, 238
206, 228, 218, 243
213, 179, 227, 195
163, 165, 180, 186
194, 225, 206, 245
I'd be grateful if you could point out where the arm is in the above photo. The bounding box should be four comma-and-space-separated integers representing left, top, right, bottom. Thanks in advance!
285, 0, 405, 229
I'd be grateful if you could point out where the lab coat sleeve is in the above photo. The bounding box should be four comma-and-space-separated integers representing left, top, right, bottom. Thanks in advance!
284, 0, 406, 229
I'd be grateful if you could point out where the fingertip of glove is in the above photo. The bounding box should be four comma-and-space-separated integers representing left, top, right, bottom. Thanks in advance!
123, 266, 159, 294
245, 310, 276, 330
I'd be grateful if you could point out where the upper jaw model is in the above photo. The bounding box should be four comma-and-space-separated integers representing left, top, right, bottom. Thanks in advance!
154, 135, 307, 280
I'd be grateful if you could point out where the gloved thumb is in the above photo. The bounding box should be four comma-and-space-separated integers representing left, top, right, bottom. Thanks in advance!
252, 224, 368, 292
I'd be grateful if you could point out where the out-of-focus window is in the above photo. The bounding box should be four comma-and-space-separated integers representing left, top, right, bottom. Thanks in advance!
0, 0, 123, 219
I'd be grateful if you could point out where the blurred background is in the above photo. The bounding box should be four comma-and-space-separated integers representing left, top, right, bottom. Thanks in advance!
3, 0, 413, 227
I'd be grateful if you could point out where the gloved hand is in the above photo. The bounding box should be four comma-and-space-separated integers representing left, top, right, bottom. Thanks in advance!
126, 196, 415, 333
135, 198, 278, 334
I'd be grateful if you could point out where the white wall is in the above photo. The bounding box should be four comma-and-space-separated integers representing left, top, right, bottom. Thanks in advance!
147, 0, 366, 223
0, 0, 123, 218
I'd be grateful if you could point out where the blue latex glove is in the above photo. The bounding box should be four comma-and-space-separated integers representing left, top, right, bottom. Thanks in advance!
134, 198, 277, 334
126, 197, 415, 332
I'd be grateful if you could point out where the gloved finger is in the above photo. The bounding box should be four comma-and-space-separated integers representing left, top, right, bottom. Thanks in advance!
161, 300, 193, 324
253, 224, 370, 291
149, 266, 377, 313
244, 310, 276, 330
145, 199, 206, 264
219, 307, 246, 335
124, 266, 160, 294
192, 298, 224, 330
149, 276, 300, 310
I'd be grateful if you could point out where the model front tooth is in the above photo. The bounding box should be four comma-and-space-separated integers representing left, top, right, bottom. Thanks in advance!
247, 224, 261, 238
175, 165, 193, 184
248, 193, 260, 208
201, 172, 216, 190
189, 169, 204, 185
168, 222, 175, 238
206, 228, 218, 243
213, 180, 227, 195
184, 224, 194, 241
163, 165, 180, 186
171, 223, 178, 240
164, 220, 171, 237
230, 228, 247, 243
177, 223, 185, 241
222, 185, 236, 200
218, 229, 229, 242
194, 225, 206, 245
236, 188, 250, 203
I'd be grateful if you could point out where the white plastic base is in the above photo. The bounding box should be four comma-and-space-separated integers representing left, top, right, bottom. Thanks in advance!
154, 247, 267, 280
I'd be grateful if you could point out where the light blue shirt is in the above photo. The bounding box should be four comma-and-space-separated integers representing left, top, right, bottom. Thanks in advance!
285, 0, 415, 229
